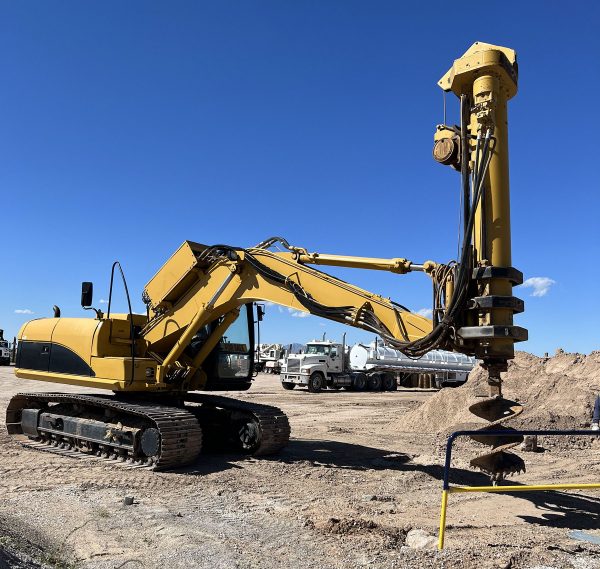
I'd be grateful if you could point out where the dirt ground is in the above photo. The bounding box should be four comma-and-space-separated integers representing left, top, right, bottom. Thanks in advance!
0, 365, 599, 569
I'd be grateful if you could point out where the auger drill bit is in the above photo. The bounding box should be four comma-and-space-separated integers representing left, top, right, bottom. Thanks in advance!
468, 368, 525, 483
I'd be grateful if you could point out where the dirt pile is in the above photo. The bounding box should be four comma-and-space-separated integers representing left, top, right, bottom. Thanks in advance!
398, 350, 600, 433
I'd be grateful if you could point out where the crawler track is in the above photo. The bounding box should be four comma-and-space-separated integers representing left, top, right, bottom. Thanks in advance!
6, 392, 290, 471
185, 393, 291, 456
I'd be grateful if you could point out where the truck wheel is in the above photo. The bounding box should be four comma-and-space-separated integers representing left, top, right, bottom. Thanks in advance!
382, 373, 396, 391
351, 373, 367, 391
307, 372, 324, 393
281, 382, 296, 390
367, 373, 382, 391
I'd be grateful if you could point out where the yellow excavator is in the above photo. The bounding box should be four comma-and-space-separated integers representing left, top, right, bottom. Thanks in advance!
7, 42, 527, 480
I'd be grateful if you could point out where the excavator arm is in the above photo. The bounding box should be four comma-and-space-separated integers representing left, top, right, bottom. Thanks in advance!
140, 239, 435, 389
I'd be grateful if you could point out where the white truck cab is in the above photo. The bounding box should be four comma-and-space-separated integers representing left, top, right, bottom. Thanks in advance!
280, 340, 354, 392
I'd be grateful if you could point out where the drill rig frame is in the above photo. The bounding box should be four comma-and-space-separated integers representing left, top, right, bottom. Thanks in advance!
7, 42, 527, 477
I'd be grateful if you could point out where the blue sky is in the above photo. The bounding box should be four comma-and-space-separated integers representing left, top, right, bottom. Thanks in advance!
2, 1, 599, 355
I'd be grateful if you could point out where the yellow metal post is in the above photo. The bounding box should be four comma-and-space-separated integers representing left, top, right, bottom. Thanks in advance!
438, 483, 600, 549
438, 489, 449, 550
450, 483, 600, 493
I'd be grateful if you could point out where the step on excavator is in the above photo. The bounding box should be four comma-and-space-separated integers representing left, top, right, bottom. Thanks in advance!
7, 42, 527, 480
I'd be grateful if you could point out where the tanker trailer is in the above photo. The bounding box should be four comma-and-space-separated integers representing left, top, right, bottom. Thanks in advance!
280, 337, 476, 392
349, 342, 477, 389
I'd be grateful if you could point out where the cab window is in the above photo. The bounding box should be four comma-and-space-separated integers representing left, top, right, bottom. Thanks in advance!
306, 344, 330, 355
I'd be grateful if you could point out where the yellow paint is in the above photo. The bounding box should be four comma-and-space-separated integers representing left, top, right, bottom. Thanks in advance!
449, 483, 600, 493
438, 490, 449, 550
439, 482, 600, 549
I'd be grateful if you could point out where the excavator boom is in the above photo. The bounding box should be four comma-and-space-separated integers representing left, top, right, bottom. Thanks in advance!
141, 240, 433, 390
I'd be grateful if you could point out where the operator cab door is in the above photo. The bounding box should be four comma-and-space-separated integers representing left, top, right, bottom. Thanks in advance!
201, 303, 255, 391
327, 345, 343, 373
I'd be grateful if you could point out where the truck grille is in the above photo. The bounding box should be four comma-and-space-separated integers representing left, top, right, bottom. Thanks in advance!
286, 358, 301, 372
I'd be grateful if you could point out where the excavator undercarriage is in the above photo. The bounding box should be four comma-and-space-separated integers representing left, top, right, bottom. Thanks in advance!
7, 392, 290, 469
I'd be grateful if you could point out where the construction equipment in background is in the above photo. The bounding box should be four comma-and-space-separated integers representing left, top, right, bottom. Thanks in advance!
7, 42, 526, 480
280, 336, 476, 392
0, 330, 10, 366
254, 343, 285, 374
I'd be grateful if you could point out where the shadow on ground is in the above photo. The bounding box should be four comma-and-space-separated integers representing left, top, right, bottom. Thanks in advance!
181, 437, 600, 531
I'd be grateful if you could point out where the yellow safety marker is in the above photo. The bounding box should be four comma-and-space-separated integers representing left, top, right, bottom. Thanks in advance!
438, 489, 450, 550
438, 429, 600, 550
439, 483, 600, 550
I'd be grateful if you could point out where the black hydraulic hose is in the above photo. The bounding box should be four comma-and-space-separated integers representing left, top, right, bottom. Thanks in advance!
254, 236, 293, 250
107, 261, 136, 386
460, 95, 471, 241
243, 252, 355, 321
398, 131, 495, 357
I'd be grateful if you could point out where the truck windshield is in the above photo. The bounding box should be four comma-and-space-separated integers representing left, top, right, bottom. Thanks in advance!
306, 344, 330, 355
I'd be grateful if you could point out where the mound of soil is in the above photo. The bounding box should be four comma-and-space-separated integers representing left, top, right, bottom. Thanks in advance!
398, 350, 600, 433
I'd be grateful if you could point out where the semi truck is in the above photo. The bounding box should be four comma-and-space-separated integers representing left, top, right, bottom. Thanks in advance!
280, 337, 476, 392
0, 330, 11, 366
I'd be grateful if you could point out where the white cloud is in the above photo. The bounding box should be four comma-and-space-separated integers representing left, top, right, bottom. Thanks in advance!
522, 277, 556, 297
416, 308, 433, 318
288, 308, 310, 318
99, 299, 109, 304
14, 309, 34, 314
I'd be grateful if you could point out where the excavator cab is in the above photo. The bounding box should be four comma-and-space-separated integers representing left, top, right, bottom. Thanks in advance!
201, 304, 255, 391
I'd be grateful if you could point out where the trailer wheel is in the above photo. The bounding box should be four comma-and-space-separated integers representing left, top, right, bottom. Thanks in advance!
367, 373, 382, 391
351, 373, 367, 391
281, 382, 295, 390
307, 372, 324, 393
382, 373, 396, 391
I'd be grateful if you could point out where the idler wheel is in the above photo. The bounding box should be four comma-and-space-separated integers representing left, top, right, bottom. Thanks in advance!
140, 427, 161, 458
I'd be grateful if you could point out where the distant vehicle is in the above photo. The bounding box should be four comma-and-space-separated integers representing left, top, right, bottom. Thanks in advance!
280, 336, 476, 392
254, 343, 286, 374
0, 330, 11, 366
